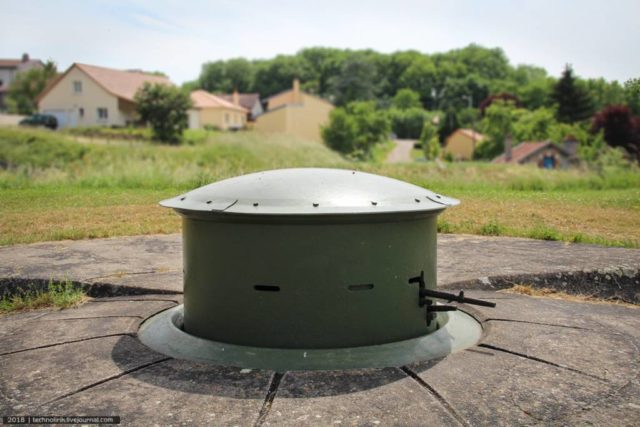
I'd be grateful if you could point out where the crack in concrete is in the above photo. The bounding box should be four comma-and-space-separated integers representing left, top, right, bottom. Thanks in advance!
41, 315, 145, 321
486, 318, 595, 330
88, 298, 181, 304
40, 357, 172, 407
399, 366, 469, 427
478, 343, 608, 382
254, 372, 285, 427
509, 392, 543, 422
0, 333, 135, 357
86, 270, 180, 281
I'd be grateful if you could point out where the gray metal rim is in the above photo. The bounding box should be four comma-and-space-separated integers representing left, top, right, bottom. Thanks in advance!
159, 168, 460, 216
138, 305, 483, 371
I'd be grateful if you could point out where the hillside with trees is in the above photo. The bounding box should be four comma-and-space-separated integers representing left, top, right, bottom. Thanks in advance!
187, 45, 640, 162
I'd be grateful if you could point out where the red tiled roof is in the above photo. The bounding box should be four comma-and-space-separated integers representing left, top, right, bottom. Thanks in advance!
190, 90, 247, 112
76, 63, 171, 101
493, 141, 561, 163
36, 63, 172, 104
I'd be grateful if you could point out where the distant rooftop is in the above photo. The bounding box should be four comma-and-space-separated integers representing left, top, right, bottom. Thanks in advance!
218, 93, 260, 111
190, 90, 247, 112
0, 53, 43, 69
493, 141, 569, 164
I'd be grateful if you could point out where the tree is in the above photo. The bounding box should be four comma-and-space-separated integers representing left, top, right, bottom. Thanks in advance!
585, 78, 625, 112
624, 78, 640, 115
6, 61, 57, 114
438, 110, 460, 144
253, 55, 308, 97
199, 58, 254, 93
474, 100, 517, 159
397, 56, 437, 106
552, 65, 594, 123
392, 89, 422, 110
322, 101, 390, 159
297, 47, 345, 96
512, 107, 557, 142
591, 105, 640, 161
387, 107, 431, 139
517, 78, 554, 110
134, 83, 191, 144
457, 107, 480, 129
479, 93, 519, 116
329, 54, 379, 106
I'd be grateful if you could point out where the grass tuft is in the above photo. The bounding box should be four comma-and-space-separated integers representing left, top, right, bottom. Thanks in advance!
527, 223, 561, 241
0, 279, 87, 313
479, 219, 504, 236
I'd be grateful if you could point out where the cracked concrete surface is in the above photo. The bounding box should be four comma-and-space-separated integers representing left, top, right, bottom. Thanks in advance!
0, 234, 639, 426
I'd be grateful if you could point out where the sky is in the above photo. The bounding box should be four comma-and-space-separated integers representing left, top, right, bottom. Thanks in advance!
1, 0, 638, 85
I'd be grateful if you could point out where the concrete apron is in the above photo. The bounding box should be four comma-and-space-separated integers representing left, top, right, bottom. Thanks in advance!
0, 235, 639, 425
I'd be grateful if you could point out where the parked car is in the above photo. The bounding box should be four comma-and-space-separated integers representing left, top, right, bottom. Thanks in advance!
19, 114, 58, 130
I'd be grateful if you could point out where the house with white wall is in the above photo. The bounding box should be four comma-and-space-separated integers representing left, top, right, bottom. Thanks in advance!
36, 63, 171, 128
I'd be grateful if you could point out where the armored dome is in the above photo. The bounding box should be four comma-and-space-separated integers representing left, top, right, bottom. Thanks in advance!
160, 168, 459, 215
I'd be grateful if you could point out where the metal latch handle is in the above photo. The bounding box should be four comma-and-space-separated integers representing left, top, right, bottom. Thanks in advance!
409, 270, 497, 308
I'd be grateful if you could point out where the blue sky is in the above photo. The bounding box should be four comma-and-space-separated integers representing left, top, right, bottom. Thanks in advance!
1, 0, 638, 84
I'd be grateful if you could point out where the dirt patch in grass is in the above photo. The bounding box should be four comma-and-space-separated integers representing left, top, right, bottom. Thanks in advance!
502, 284, 639, 308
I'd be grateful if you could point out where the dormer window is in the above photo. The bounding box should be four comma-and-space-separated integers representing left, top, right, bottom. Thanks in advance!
73, 81, 82, 94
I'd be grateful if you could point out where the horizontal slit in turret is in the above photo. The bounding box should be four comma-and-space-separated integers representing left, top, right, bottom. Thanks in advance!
348, 284, 374, 291
254, 285, 280, 292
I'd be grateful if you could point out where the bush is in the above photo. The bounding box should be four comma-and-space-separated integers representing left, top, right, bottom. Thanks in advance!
322, 101, 390, 159
134, 83, 191, 144
420, 121, 440, 160
388, 107, 430, 139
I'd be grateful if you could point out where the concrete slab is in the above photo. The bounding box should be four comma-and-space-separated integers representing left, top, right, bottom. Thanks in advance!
265, 369, 459, 426
482, 321, 638, 385
410, 347, 625, 426
0, 316, 138, 355
0, 335, 166, 412
40, 360, 273, 426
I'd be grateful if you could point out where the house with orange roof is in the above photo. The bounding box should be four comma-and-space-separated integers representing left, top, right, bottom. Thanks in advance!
443, 128, 487, 160
254, 79, 334, 143
493, 140, 573, 169
36, 63, 171, 128
188, 90, 247, 130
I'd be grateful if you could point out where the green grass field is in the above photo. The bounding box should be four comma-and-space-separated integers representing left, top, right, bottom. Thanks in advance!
1, 127, 639, 247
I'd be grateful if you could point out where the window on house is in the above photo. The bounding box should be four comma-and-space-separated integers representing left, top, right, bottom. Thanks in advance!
225, 113, 230, 124
73, 81, 82, 93
97, 108, 108, 120
79, 108, 84, 118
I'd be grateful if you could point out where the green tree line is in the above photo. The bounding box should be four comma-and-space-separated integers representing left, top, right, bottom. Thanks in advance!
187, 45, 638, 115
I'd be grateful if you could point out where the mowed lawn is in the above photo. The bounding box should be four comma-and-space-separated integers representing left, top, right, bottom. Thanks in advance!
1, 127, 639, 247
